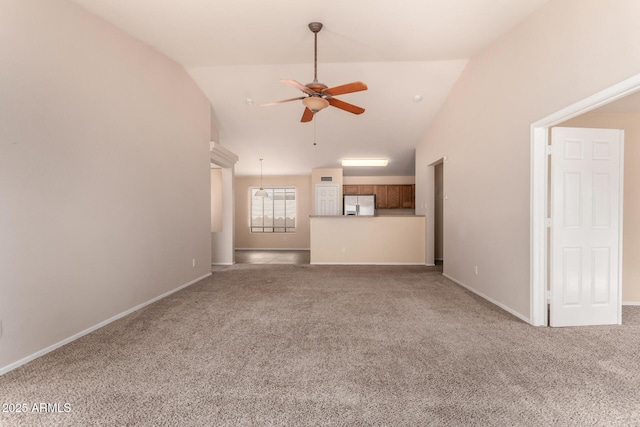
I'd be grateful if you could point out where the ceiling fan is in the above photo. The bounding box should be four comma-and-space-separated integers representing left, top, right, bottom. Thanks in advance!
260, 22, 368, 122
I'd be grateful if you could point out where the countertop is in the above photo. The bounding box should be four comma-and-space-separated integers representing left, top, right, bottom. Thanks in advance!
309, 215, 425, 218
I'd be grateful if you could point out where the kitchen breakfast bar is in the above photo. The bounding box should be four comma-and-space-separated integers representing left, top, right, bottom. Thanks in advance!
309, 215, 425, 265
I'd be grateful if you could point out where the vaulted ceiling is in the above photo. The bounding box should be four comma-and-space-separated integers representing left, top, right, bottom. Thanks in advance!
71, 0, 551, 176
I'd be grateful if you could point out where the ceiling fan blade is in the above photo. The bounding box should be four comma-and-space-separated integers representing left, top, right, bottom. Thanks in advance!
301, 107, 314, 122
324, 81, 368, 96
328, 98, 365, 115
258, 96, 305, 107
281, 79, 315, 95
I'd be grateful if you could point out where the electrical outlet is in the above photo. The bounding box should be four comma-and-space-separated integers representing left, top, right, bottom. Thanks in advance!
192, 259, 196, 268
474, 265, 479, 275
341, 247, 346, 253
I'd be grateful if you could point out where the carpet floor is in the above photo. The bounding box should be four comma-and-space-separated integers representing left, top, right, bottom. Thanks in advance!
1, 264, 639, 426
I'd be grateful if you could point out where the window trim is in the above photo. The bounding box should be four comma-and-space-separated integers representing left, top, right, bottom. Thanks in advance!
249, 186, 296, 233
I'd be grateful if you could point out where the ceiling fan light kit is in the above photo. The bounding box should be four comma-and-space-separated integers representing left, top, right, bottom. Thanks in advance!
260, 22, 368, 122
302, 96, 329, 112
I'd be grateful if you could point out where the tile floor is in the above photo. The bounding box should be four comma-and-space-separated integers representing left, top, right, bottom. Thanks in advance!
233, 250, 442, 271
234, 250, 310, 265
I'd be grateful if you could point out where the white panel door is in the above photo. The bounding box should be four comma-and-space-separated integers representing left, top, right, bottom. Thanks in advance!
550, 127, 624, 327
315, 184, 339, 215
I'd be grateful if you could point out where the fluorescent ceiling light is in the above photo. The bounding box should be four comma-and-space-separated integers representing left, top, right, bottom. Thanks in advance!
342, 159, 388, 167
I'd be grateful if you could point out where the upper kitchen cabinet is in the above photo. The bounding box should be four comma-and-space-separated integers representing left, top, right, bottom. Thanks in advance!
374, 186, 387, 209
344, 185, 374, 195
358, 185, 374, 195
386, 185, 401, 208
402, 185, 415, 209
343, 184, 414, 209
343, 185, 359, 195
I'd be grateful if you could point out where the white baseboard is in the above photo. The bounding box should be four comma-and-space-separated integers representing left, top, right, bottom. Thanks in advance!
235, 248, 310, 251
211, 262, 234, 266
442, 273, 531, 324
311, 262, 424, 265
0, 273, 211, 377
623, 301, 640, 306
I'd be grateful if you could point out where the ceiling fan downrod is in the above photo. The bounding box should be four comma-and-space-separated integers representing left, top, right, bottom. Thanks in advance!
309, 22, 323, 83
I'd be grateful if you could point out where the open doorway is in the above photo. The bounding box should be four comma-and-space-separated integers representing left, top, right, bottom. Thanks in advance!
424, 158, 446, 269
210, 142, 238, 266
530, 73, 640, 326
434, 162, 444, 271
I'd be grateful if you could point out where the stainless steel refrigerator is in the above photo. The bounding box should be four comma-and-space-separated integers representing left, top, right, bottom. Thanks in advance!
343, 194, 376, 216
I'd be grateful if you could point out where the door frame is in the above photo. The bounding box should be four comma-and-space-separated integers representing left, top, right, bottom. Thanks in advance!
424, 157, 446, 267
210, 141, 238, 266
530, 73, 640, 326
434, 160, 445, 264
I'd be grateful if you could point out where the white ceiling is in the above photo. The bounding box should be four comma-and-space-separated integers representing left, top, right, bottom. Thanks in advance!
71, 0, 551, 176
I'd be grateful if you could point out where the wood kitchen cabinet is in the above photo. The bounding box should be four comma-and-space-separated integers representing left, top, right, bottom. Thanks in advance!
386, 185, 401, 208
343, 184, 414, 209
343, 185, 375, 195
358, 185, 374, 194
343, 185, 359, 195
402, 185, 415, 208
374, 186, 387, 208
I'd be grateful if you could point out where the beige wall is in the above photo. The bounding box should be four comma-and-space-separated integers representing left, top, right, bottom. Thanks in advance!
211, 168, 223, 232
0, 1, 212, 370
556, 113, 640, 303
235, 175, 312, 249
310, 216, 425, 264
415, 0, 640, 320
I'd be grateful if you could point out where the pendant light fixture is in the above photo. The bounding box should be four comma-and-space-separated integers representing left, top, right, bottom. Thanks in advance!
255, 158, 269, 197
